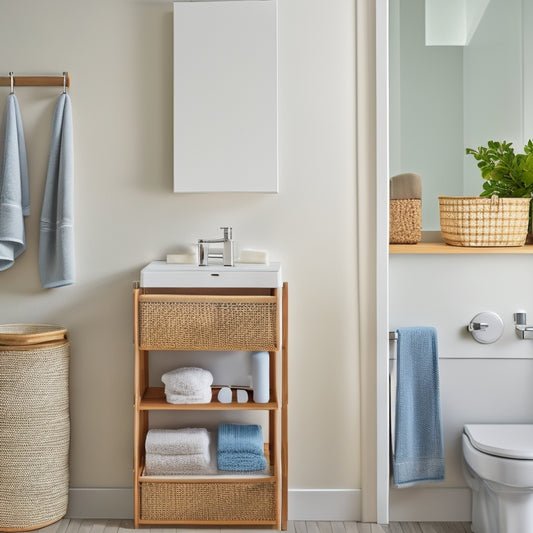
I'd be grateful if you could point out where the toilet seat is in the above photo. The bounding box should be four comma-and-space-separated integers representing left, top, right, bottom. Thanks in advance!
465, 424, 533, 459
463, 424, 533, 488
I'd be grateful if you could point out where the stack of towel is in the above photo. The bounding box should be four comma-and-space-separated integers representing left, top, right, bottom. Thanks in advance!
161, 367, 213, 404
145, 428, 214, 475
217, 423, 267, 472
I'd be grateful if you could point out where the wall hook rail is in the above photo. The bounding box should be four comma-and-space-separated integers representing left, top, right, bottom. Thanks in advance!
0, 72, 70, 89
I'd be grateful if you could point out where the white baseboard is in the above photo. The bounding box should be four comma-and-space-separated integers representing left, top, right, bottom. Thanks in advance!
389, 487, 472, 522
67, 488, 362, 521
288, 489, 361, 521
67, 487, 470, 522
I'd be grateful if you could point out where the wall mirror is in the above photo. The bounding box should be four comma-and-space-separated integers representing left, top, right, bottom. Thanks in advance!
390, 0, 532, 229
173, 0, 278, 193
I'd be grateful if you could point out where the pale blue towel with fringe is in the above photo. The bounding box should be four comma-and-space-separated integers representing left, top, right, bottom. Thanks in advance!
217, 423, 267, 471
0, 93, 29, 271
393, 326, 445, 487
39, 93, 74, 288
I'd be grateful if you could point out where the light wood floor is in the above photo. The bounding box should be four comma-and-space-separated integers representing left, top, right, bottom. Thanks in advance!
34, 520, 473, 533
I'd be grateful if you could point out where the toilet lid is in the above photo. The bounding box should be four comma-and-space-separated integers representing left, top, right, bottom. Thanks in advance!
464, 424, 533, 459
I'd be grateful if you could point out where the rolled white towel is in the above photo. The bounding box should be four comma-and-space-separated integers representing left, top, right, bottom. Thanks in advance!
145, 428, 210, 456
161, 367, 213, 395
165, 388, 212, 404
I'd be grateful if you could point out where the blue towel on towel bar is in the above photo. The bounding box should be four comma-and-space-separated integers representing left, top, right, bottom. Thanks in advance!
393, 326, 445, 487
0, 93, 29, 271
39, 93, 74, 288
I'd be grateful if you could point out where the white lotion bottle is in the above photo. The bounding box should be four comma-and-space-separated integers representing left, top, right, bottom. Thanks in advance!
251, 351, 269, 403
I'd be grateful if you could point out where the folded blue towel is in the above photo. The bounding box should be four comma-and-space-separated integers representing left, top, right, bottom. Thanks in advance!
39, 93, 74, 288
0, 93, 29, 271
217, 424, 267, 471
393, 326, 445, 487
217, 451, 267, 472
217, 423, 264, 455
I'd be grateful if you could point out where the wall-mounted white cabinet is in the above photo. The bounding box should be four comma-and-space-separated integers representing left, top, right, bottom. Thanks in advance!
173, 0, 278, 193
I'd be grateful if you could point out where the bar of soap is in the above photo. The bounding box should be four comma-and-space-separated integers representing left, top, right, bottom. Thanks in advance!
236, 389, 249, 403
166, 253, 196, 264
217, 387, 232, 404
167, 245, 197, 264
238, 249, 269, 264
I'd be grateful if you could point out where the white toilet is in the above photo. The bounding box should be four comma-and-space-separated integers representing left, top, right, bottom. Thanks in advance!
463, 424, 533, 533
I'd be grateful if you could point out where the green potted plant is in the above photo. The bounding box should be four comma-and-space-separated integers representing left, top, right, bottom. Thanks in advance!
465, 140, 533, 199
439, 140, 533, 247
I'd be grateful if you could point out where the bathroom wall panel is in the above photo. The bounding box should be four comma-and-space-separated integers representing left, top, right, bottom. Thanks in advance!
439, 359, 533, 486
390, 254, 533, 495
390, 254, 533, 358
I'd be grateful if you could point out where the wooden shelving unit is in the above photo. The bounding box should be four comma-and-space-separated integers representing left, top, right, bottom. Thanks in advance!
390, 242, 533, 254
133, 283, 288, 530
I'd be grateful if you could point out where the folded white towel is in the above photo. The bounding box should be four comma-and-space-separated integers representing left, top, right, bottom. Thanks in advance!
161, 367, 213, 394
145, 452, 214, 475
145, 428, 210, 456
165, 388, 212, 404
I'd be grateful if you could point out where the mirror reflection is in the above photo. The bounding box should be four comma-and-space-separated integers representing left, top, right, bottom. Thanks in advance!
389, 0, 532, 230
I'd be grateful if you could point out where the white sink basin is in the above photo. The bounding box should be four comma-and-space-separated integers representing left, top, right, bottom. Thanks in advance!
140, 261, 282, 288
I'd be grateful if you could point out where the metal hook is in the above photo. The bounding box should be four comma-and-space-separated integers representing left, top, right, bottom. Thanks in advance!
9, 72, 14, 94
62, 72, 67, 94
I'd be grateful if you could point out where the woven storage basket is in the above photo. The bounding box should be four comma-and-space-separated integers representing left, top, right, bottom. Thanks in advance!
0, 325, 70, 531
138, 294, 279, 351
389, 198, 422, 244
439, 196, 531, 247
140, 479, 277, 523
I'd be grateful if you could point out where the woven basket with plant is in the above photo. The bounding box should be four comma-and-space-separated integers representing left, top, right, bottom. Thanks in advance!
439, 140, 533, 247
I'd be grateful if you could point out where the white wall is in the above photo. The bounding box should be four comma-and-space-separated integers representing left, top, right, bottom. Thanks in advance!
0, 0, 360, 519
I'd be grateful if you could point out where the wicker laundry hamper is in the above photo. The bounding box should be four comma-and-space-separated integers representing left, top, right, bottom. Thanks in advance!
0, 324, 70, 532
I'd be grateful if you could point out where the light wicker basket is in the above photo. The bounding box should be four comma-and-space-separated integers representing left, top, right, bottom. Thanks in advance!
138, 294, 280, 351
0, 324, 69, 532
140, 479, 277, 523
439, 196, 531, 247
389, 198, 422, 244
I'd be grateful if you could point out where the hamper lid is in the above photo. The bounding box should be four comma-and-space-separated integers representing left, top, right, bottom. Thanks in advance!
464, 424, 533, 459
0, 324, 68, 346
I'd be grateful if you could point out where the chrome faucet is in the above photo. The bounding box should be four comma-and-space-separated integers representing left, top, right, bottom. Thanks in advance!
198, 226, 234, 266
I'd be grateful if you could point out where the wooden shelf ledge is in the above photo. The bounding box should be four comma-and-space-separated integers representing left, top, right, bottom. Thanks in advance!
390, 242, 533, 254
139, 387, 279, 410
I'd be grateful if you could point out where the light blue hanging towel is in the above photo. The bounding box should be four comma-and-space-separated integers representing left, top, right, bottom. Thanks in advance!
39, 92, 74, 288
393, 326, 445, 487
0, 93, 29, 271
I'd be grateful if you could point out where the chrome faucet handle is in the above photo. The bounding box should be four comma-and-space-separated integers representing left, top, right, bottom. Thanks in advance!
220, 226, 233, 240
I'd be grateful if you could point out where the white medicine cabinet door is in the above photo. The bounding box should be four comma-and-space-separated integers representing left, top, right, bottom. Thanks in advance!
173, 0, 278, 193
